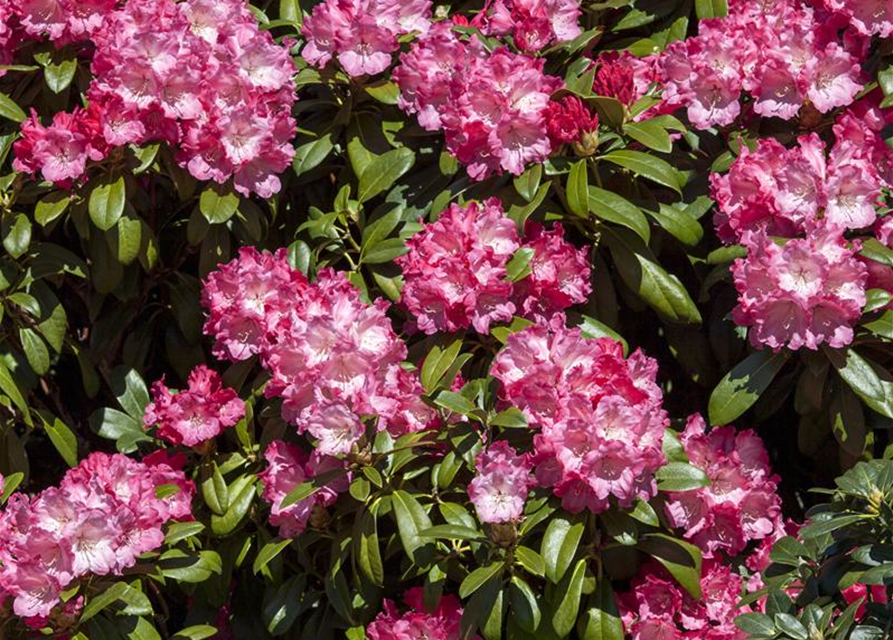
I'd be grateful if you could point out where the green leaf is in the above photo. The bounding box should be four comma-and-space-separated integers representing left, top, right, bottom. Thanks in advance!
589, 96, 625, 129
490, 407, 527, 428
830, 382, 866, 457
419, 524, 485, 541
603, 229, 701, 324
509, 577, 541, 633
542, 517, 584, 584
588, 187, 650, 244
567, 160, 590, 218
252, 538, 292, 574
211, 477, 256, 536
41, 414, 78, 467
263, 575, 307, 635
0, 359, 31, 426
159, 549, 222, 583
421, 338, 463, 392
81, 582, 153, 623
864, 310, 893, 340
645, 205, 703, 247
1, 472, 23, 504
358, 148, 415, 203
578, 579, 624, 640
365, 80, 400, 105
292, 133, 334, 176
552, 559, 586, 637
774, 613, 807, 640
89, 176, 127, 231
861, 238, 893, 267
601, 150, 682, 194
111, 366, 150, 420
392, 489, 434, 567
90, 407, 152, 453
505, 247, 535, 282
357, 508, 384, 585
708, 350, 788, 425
0, 92, 26, 123
734, 613, 776, 638
695, 0, 728, 19
164, 522, 205, 546
656, 462, 710, 492
624, 121, 672, 153
173, 625, 219, 640
43, 57, 77, 93
514, 546, 545, 577
514, 165, 542, 202
2, 213, 31, 258
638, 534, 702, 599
361, 203, 404, 248
34, 192, 71, 227
460, 562, 503, 599
360, 237, 408, 264
434, 390, 478, 416
199, 186, 239, 224
20, 327, 50, 375
825, 347, 893, 419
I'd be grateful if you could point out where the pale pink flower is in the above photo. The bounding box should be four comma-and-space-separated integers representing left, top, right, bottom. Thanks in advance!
468, 441, 534, 523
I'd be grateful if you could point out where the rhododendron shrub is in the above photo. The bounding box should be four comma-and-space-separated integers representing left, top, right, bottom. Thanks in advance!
1, 0, 893, 638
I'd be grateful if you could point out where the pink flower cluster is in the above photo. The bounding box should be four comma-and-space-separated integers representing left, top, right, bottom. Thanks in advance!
301, 0, 431, 77
3, 0, 116, 45
654, 0, 864, 129
144, 365, 245, 448
258, 440, 348, 538
619, 561, 748, 640
710, 98, 893, 350
665, 415, 782, 557
731, 226, 867, 351
204, 248, 437, 457
823, 0, 893, 37
712, 132, 886, 243
0, 452, 194, 618
13, 0, 297, 197
478, 0, 581, 52
396, 199, 590, 334
394, 22, 564, 180
467, 441, 534, 524
367, 588, 476, 640
491, 314, 668, 514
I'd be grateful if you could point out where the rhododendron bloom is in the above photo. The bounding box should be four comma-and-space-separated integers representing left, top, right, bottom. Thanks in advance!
480, 0, 582, 52
654, 0, 865, 129
468, 441, 534, 523
144, 365, 245, 447
394, 23, 562, 179
13, 108, 107, 185
367, 588, 476, 640
665, 415, 782, 556
202, 247, 309, 361
396, 198, 520, 334
0, 453, 193, 618
14, 0, 297, 195
513, 222, 591, 318
544, 96, 599, 149
258, 440, 348, 537
301, 0, 432, 77
826, 0, 893, 37
619, 561, 748, 640
732, 226, 867, 350
491, 314, 668, 513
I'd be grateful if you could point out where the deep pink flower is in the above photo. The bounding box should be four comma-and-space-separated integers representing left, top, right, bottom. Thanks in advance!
144, 365, 245, 447
367, 588, 475, 640
468, 441, 535, 523
491, 314, 668, 513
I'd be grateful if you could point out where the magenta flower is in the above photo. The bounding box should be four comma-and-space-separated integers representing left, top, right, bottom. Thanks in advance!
144, 365, 245, 448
